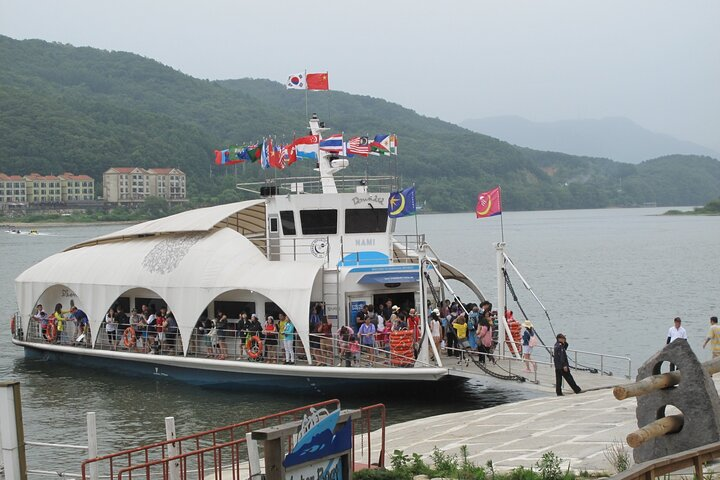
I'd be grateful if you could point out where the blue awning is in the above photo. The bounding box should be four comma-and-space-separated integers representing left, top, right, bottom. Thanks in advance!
357, 272, 419, 284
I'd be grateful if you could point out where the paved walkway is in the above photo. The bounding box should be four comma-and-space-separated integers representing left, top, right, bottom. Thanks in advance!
356, 376, 720, 473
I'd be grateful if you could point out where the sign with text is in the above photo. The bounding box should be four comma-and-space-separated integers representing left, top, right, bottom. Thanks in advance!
285, 457, 343, 480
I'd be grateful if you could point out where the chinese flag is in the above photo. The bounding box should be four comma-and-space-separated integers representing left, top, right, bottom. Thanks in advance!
306, 72, 329, 90
476, 187, 502, 218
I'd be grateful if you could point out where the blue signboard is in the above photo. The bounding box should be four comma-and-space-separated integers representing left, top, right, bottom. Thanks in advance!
349, 300, 367, 324
357, 272, 419, 284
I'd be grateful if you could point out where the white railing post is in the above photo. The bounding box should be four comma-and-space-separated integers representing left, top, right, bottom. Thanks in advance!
165, 416, 180, 480
87, 412, 98, 480
0, 381, 27, 480
246, 432, 261, 478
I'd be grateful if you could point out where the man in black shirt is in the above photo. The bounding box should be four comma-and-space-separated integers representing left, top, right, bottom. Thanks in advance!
553, 333, 582, 396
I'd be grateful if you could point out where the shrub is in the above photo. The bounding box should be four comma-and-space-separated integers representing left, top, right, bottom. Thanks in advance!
536, 452, 564, 480
603, 440, 630, 473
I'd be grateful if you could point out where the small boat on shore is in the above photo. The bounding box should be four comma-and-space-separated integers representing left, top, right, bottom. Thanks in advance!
11, 116, 625, 394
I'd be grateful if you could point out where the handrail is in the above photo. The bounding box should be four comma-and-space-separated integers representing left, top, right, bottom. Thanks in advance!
116, 436, 247, 480
81, 399, 341, 480
445, 342, 631, 380
609, 440, 720, 480
114, 404, 387, 479
354, 404, 386, 469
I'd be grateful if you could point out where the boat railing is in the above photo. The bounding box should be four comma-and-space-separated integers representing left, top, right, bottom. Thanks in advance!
268, 235, 331, 265
391, 234, 425, 263
184, 329, 431, 369
237, 174, 398, 196
18, 317, 629, 376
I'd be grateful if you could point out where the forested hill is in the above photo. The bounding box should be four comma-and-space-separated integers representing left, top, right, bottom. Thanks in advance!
1, 35, 719, 211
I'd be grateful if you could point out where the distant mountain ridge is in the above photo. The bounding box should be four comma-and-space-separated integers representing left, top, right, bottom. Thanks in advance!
1, 34, 720, 211
461, 116, 720, 164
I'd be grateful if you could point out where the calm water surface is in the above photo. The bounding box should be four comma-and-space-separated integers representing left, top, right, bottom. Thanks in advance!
0, 208, 718, 471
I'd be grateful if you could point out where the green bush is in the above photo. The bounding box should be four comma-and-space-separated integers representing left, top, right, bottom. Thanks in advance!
356, 448, 577, 480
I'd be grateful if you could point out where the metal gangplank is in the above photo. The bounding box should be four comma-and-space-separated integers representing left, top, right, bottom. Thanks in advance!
442, 345, 630, 394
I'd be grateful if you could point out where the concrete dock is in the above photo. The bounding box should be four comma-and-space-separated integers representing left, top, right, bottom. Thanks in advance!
356, 376, 720, 473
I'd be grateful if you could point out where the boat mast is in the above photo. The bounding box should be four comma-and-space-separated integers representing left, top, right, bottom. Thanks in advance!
496, 242, 507, 356
309, 115, 348, 194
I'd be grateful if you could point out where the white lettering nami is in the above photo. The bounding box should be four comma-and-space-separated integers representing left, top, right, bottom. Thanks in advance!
355, 238, 375, 246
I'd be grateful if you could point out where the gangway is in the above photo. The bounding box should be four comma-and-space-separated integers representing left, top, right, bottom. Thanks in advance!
441, 345, 630, 394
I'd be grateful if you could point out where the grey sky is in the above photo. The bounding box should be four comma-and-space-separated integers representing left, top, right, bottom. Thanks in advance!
2, 0, 719, 150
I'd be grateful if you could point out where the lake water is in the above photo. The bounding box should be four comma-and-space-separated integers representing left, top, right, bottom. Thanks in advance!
0, 207, 718, 472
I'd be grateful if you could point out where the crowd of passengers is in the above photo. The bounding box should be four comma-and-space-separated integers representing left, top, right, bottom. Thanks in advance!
26, 298, 539, 369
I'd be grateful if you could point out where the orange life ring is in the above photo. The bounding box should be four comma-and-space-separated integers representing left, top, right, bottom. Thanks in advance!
122, 327, 136, 348
46, 322, 57, 342
246, 335, 263, 359
10, 315, 16, 335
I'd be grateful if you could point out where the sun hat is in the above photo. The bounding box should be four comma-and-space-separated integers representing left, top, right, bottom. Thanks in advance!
522, 320, 533, 329
392, 305, 400, 311
432, 308, 440, 315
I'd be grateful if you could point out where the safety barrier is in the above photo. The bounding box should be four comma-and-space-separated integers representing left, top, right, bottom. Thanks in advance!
95, 401, 385, 480
81, 399, 341, 480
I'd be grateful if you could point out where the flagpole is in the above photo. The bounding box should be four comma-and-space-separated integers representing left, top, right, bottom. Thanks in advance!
304, 70, 308, 120
413, 183, 420, 244
499, 185, 505, 243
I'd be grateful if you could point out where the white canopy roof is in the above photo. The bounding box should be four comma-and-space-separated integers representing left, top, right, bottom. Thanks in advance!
16, 227, 323, 358
69, 200, 266, 250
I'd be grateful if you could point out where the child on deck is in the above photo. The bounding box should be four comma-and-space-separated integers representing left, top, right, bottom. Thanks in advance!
348, 334, 361, 366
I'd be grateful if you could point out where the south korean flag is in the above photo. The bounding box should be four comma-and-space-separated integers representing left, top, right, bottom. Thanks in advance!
286, 73, 306, 90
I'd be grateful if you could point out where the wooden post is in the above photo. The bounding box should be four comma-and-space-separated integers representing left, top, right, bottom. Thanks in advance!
0, 381, 27, 480
627, 415, 684, 448
614, 356, 720, 400
263, 437, 284, 480
614, 371, 682, 400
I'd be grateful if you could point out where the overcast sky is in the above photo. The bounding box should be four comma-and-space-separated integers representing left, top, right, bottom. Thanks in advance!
2, 0, 719, 150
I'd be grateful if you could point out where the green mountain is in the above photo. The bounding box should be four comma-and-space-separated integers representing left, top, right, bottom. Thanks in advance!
1, 34, 719, 211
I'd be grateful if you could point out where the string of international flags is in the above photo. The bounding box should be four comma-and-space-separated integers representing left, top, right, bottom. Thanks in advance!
214, 133, 399, 169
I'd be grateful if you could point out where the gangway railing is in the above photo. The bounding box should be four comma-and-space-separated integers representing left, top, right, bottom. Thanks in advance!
445, 344, 632, 381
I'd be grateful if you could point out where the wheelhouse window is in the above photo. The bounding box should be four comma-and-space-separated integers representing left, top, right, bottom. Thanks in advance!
280, 210, 296, 236
345, 208, 388, 233
300, 209, 337, 235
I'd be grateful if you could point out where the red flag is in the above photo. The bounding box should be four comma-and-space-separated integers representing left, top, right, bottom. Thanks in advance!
267, 139, 284, 169
306, 72, 329, 90
476, 187, 502, 218
292, 135, 319, 146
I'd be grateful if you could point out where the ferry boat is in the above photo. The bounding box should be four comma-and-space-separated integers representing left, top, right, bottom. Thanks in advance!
10, 116, 627, 394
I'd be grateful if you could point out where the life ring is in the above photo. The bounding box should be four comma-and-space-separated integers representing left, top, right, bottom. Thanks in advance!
122, 327, 136, 348
246, 335, 263, 359
46, 322, 57, 342
10, 315, 16, 335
